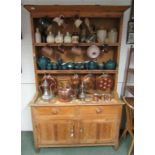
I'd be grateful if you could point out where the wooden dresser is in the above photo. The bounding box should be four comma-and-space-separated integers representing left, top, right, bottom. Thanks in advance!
31, 94, 123, 150
24, 5, 129, 151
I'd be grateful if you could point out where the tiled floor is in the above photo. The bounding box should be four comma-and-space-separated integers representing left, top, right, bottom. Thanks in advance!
21, 132, 133, 155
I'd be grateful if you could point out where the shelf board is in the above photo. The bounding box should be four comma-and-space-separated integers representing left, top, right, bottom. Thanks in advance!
33, 43, 120, 47
126, 85, 134, 95
36, 70, 118, 74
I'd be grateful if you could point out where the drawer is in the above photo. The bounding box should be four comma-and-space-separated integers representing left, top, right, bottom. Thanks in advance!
32, 106, 76, 116
79, 105, 121, 116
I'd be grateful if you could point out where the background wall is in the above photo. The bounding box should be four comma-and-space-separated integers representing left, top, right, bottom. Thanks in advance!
21, 0, 132, 131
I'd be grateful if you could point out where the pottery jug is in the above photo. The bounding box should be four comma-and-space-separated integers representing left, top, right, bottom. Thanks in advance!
64, 32, 72, 43
35, 28, 41, 43
55, 31, 63, 43
46, 32, 54, 43
97, 29, 107, 43
39, 79, 54, 101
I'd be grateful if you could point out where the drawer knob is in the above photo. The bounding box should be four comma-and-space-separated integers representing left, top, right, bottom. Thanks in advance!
96, 108, 102, 113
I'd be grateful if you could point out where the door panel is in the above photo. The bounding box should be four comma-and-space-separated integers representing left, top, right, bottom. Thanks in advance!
36, 119, 75, 145
79, 118, 117, 144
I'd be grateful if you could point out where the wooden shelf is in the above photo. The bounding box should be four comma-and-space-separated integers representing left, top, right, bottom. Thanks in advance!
126, 85, 134, 95
36, 70, 118, 74
33, 43, 120, 47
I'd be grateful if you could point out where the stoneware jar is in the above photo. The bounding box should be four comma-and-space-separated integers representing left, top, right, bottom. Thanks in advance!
72, 32, 79, 43
35, 27, 41, 43
55, 31, 63, 43
97, 28, 107, 43
46, 31, 55, 43
64, 32, 72, 43
108, 28, 118, 43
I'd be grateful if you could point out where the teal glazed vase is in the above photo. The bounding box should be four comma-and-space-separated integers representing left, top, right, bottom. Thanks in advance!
38, 56, 48, 70
46, 62, 53, 70
105, 59, 116, 70
88, 61, 98, 70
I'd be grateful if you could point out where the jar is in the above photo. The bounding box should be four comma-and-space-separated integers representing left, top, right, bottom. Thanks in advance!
64, 32, 72, 43
55, 31, 63, 43
46, 31, 54, 43
108, 28, 118, 43
97, 28, 107, 43
72, 33, 79, 43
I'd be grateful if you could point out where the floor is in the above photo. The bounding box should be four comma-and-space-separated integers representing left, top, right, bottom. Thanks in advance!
21, 132, 133, 155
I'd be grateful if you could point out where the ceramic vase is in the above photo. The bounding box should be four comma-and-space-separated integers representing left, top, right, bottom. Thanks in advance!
46, 32, 54, 43
35, 28, 41, 43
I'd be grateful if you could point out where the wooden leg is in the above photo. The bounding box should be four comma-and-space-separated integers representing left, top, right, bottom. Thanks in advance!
121, 128, 127, 139
128, 139, 134, 155
34, 145, 40, 152
128, 130, 134, 139
113, 141, 119, 151
35, 147, 40, 153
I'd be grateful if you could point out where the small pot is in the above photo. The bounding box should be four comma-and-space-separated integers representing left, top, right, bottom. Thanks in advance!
84, 61, 90, 70
98, 63, 105, 70
61, 63, 67, 70
105, 60, 116, 70
46, 62, 53, 70
88, 61, 98, 70
52, 63, 58, 70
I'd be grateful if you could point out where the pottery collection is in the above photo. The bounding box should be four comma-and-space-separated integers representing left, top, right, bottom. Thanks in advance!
37, 17, 117, 102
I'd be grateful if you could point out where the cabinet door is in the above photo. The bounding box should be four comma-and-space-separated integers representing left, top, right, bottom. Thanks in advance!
79, 118, 117, 144
35, 119, 76, 145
